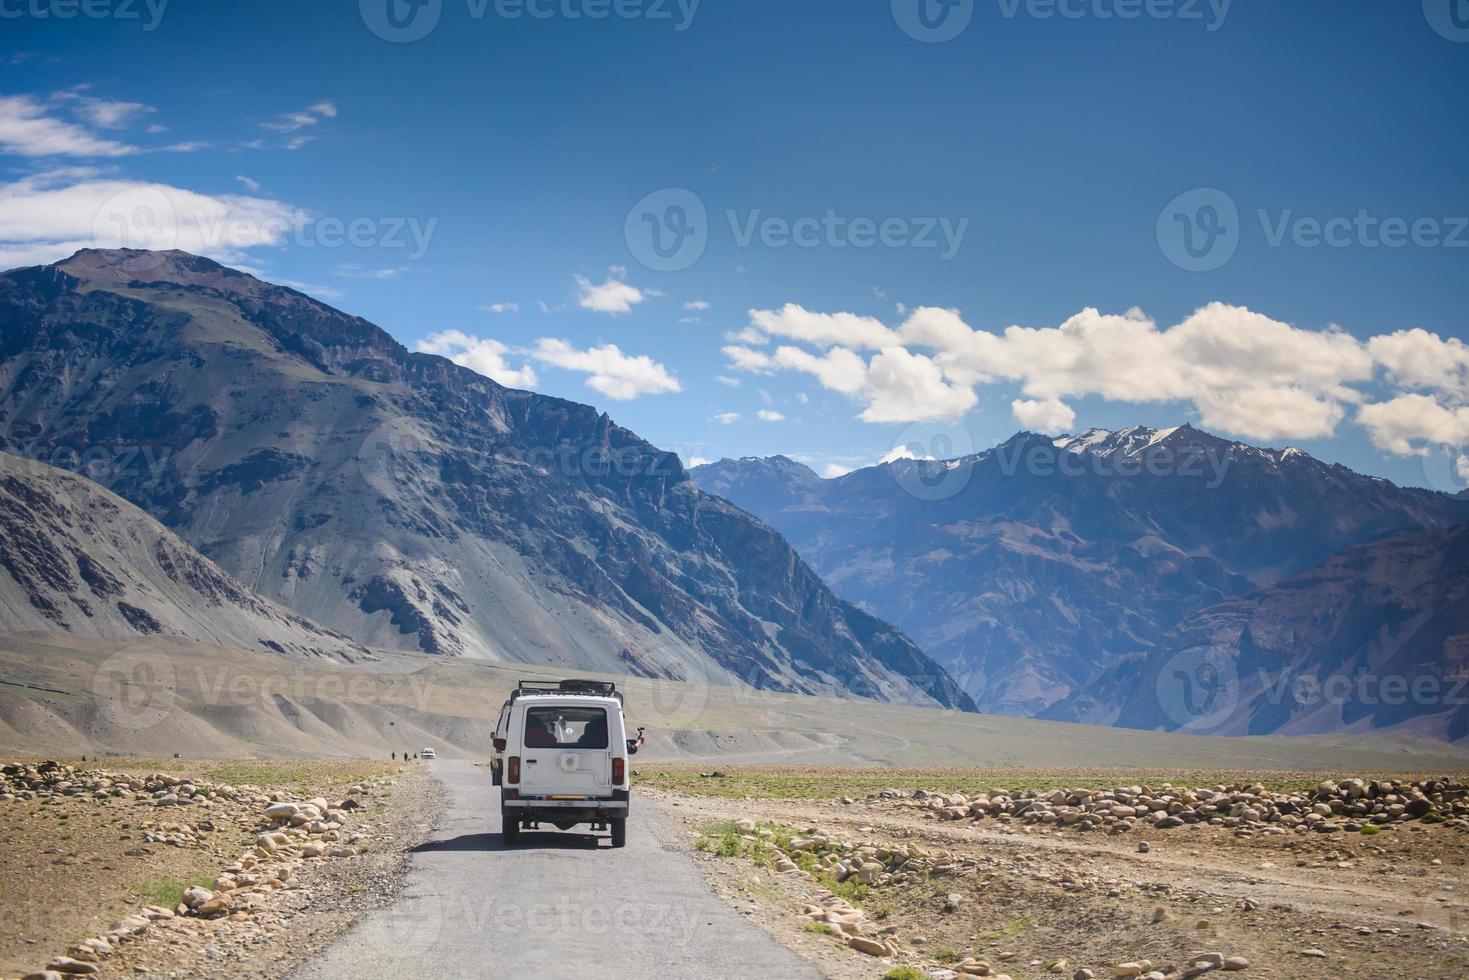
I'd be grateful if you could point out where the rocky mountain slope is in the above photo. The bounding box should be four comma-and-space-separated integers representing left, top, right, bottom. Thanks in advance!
1094, 522, 1469, 741
0, 249, 971, 710
693, 426, 1469, 716
0, 452, 367, 660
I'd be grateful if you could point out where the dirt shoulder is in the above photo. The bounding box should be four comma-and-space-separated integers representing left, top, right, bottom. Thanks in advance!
645, 766, 1469, 980
0, 757, 443, 980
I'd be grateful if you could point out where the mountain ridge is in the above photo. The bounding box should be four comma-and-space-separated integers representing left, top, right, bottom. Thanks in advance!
0, 450, 369, 661
0, 249, 973, 711
692, 425, 1469, 717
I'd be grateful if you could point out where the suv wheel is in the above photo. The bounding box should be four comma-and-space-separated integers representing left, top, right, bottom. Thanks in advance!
502, 812, 520, 845
610, 817, 627, 848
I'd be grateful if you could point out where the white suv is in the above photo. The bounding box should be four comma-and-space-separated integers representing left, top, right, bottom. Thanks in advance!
492, 680, 637, 848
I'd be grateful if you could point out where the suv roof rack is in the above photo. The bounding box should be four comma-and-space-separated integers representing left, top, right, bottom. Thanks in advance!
512, 679, 623, 703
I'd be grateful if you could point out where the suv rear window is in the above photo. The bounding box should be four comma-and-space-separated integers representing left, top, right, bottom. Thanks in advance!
523, 706, 608, 749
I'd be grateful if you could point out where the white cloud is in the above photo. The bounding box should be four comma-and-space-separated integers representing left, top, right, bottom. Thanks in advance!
417, 332, 678, 400
881, 445, 933, 463
0, 94, 138, 157
417, 331, 538, 389
728, 301, 1410, 440
712, 412, 742, 424
757, 410, 786, 422
822, 463, 852, 478
1368, 329, 1469, 401
0, 169, 302, 270
235, 175, 262, 192
529, 338, 681, 400
725, 326, 766, 345
1012, 398, 1076, 435
688, 456, 712, 468
750, 304, 899, 349
684, 299, 711, 311
483, 302, 519, 314
858, 347, 977, 423
576, 274, 653, 315
714, 375, 741, 388
1358, 394, 1469, 456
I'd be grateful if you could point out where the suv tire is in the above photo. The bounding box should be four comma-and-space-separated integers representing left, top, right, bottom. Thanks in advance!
610, 817, 627, 848
502, 812, 520, 845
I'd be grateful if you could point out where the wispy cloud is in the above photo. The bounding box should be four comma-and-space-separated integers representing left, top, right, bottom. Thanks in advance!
0, 94, 138, 157
335, 262, 405, 280
262, 101, 338, 133
482, 302, 519, 314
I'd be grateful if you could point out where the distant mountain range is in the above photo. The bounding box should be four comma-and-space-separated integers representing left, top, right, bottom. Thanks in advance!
693, 426, 1469, 730
0, 451, 368, 661
1102, 521, 1469, 742
0, 250, 973, 711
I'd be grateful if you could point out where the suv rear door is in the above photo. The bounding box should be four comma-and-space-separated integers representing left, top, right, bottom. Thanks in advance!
517, 702, 612, 796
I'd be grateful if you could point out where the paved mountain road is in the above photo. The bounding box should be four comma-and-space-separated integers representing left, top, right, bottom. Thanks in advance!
295, 760, 820, 979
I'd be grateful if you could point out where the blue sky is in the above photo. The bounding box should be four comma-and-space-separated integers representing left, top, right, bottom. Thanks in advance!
3, 0, 1467, 489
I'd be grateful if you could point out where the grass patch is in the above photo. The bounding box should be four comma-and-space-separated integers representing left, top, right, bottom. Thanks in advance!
883, 969, 927, 980
802, 922, 833, 935
1357, 824, 1381, 834
134, 873, 215, 910
976, 914, 1037, 943
932, 948, 962, 963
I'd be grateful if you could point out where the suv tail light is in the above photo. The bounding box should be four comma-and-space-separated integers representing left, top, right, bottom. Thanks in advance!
507, 756, 520, 784
493, 737, 506, 752
612, 757, 625, 786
